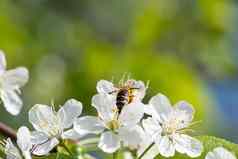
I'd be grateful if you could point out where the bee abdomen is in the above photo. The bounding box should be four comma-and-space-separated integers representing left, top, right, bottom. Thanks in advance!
116, 89, 129, 113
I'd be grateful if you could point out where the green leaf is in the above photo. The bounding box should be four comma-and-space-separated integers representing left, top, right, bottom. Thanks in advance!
155, 136, 238, 159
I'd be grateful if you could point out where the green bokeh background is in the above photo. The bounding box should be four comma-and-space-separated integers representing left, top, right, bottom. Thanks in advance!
0, 0, 237, 145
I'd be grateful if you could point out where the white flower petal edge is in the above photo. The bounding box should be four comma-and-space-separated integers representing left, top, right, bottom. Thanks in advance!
156, 135, 175, 157
2, 67, 29, 89
57, 99, 83, 129
1, 90, 23, 116
149, 93, 172, 120
174, 134, 203, 158
17, 127, 32, 153
205, 147, 237, 159
0, 51, 29, 115
74, 116, 105, 134
118, 125, 144, 150
96, 80, 115, 94
142, 117, 162, 141
91, 93, 116, 123
98, 131, 120, 153
118, 102, 145, 127
137, 129, 159, 159
32, 138, 59, 156
123, 151, 134, 159
62, 129, 86, 140
31, 131, 49, 145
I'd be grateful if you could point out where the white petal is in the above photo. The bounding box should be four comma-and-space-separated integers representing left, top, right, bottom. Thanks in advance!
156, 136, 175, 157
28, 104, 60, 135
119, 102, 144, 127
17, 126, 32, 152
58, 99, 83, 129
205, 147, 236, 159
175, 101, 194, 122
149, 93, 173, 118
118, 125, 144, 149
5, 138, 21, 159
32, 138, 59, 156
1, 90, 23, 115
62, 129, 85, 140
142, 117, 162, 141
174, 134, 203, 158
0, 50, 6, 74
123, 152, 134, 159
31, 131, 49, 145
137, 129, 156, 158
98, 131, 120, 153
139, 145, 160, 159
22, 151, 32, 159
143, 104, 155, 116
96, 80, 115, 94
2, 67, 29, 90
92, 93, 116, 122
74, 116, 105, 134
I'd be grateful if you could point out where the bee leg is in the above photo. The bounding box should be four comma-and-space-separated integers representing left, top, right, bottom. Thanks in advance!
131, 87, 140, 90
108, 90, 117, 94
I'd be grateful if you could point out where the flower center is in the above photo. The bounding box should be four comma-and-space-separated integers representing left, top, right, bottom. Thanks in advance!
38, 118, 62, 137
106, 120, 120, 131
162, 117, 182, 135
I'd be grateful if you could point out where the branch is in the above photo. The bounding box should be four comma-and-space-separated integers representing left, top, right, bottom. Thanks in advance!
0, 122, 16, 140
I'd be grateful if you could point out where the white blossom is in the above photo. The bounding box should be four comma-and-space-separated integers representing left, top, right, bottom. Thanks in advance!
74, 93, 145, 153
206, 147, 236, 159
4, 126, 32, 159
0, 50, 29, 115
142, 93, 203, 158
29, 99, 84, 156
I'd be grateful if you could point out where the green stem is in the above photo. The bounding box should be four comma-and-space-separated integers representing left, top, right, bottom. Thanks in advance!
137, 143, 155, 159
113, 151, 118, 159
82, 144, 98, 152
61, 142, 73, 156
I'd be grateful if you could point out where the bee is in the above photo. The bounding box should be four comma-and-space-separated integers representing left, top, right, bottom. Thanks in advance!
109, 79, 147, 114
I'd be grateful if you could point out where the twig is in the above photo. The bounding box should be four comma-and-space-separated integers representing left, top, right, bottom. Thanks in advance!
0, 122, 16, 140
137, 142, 155, 159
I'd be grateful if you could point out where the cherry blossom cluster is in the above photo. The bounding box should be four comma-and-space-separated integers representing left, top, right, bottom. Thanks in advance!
0, 51, 236, 159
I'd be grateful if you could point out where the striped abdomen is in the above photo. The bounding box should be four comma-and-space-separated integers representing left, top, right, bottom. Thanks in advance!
116, 88, 134, 113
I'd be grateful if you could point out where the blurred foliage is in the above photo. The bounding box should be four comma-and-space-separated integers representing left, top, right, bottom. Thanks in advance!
0, 0, 237, 148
